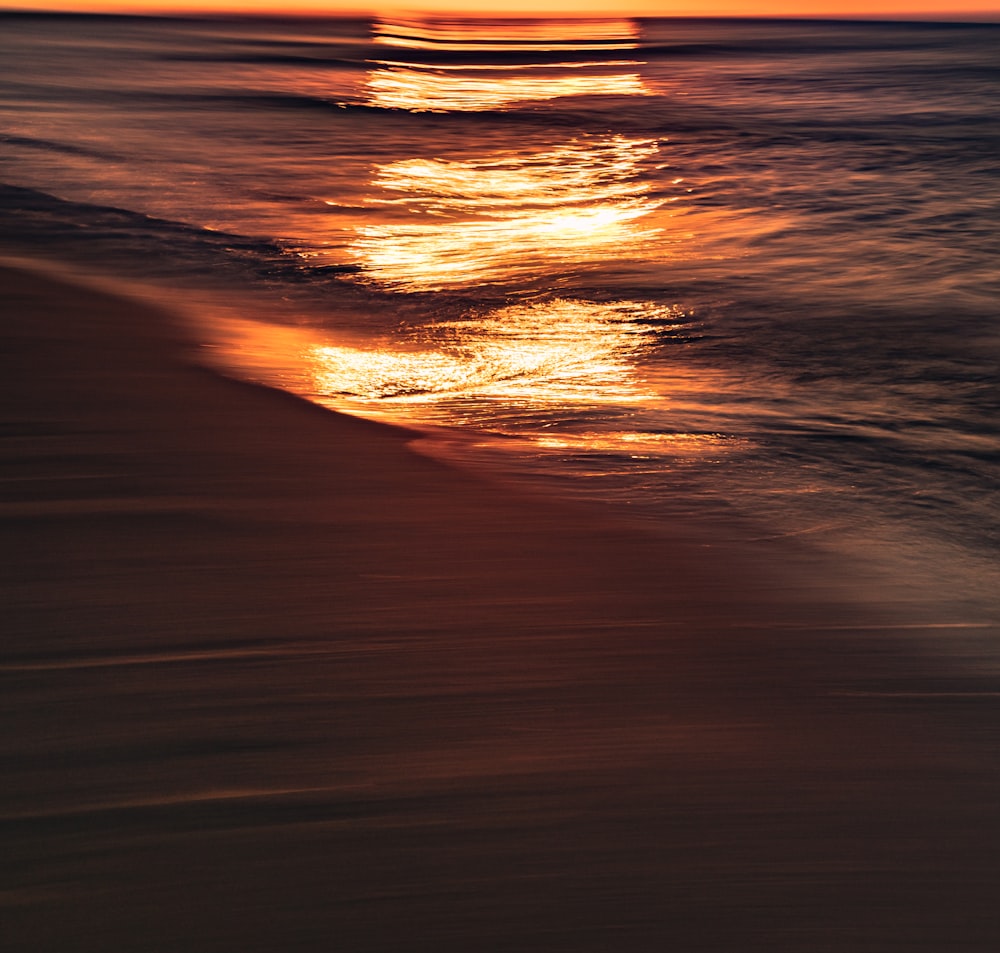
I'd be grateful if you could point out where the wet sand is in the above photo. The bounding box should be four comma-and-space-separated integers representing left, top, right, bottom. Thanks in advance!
3, 261, 1000, 951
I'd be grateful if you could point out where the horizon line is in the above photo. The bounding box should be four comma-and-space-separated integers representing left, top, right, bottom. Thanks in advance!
3, 5, 999, 17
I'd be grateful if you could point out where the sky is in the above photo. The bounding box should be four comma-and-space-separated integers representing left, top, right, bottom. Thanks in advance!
5, 0, 1000, 17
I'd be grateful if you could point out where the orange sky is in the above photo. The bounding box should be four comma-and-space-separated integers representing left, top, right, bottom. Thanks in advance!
6, 0, 1000, 17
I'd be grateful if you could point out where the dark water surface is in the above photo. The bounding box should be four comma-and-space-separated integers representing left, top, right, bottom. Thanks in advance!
2, 13, 998, 620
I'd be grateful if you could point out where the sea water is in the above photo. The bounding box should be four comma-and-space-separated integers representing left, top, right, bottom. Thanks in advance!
1, 13, 998, 624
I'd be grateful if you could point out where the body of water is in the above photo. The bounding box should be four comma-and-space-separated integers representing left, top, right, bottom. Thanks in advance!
2, 12, 998, 622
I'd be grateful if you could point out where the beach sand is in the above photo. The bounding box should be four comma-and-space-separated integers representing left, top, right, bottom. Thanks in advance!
3, 261, 999, 951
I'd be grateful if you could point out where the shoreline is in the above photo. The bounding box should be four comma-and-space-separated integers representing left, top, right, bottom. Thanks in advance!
4, 260, 1000, 951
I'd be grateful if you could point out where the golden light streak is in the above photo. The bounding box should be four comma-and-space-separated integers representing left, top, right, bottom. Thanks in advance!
368, 143, 654, 207
305, 298, 672, 406
198, 302, 742, 467
365, 15, 650, 110
371, 59, 645, 71
531, 430, 745, 456
372, 17, 641, 53
366, 66, 650, 111
349, 137, 663, 290
353, 205, 659, 289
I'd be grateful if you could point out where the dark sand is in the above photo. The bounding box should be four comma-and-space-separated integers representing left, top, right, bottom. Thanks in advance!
3, 261, 1000, 951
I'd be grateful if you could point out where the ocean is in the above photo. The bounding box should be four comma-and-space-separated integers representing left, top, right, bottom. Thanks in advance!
2, 12, 998, 626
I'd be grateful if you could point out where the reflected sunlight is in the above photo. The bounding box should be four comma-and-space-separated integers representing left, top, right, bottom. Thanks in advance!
341, 16, 671, 289
351, 137, 663, 290
372, 17, 641, 53
201, 299, 737, 463
532, 430, 744, 456
366, 16, 649, 111
305, 298, 673, 406
366, 65, 650, 111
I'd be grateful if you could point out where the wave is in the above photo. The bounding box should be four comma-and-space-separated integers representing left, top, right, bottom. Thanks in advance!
158, 52, 365, 67
0, 183, 328, 283
0, 134, 117, 160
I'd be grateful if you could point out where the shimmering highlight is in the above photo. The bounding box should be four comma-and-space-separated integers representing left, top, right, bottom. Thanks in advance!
351, 137, 663, 290
306, 299, 668, 405
366, 65, 650, 112
372, 17, 641, 53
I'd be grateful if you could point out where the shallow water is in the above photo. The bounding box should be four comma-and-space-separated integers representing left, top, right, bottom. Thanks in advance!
1, 13, 998, 621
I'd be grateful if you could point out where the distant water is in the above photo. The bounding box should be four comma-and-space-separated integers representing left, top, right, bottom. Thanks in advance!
2, 13, 998, 622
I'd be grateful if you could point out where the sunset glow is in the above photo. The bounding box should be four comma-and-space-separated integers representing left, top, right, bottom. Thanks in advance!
6, 1, 1000, 19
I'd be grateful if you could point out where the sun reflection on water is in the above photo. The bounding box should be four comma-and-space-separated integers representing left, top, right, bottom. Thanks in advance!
369, 141, 655, 208
309, 17, 677, 290
349, 136, 664, 291
246, 18, 730, 466
306, 298, 674, 408
372, 17, 641, 53
366, 17, 649, 112
199, 298, 740, 465
366, 66, 650, 112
